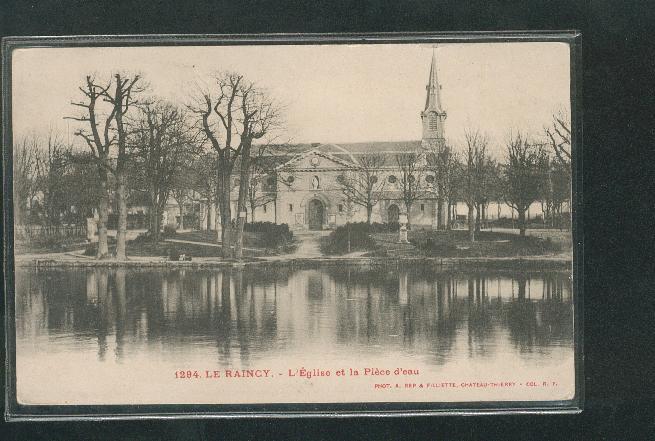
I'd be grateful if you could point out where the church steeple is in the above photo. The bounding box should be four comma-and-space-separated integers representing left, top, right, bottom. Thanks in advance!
421, 48, 447, 145
424, 49, 443, 112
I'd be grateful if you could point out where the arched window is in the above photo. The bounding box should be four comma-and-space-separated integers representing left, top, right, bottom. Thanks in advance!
311, 176, 320, 190
429, 113, 438, 130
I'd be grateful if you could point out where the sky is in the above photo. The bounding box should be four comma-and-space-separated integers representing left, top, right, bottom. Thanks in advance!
11, 42, 570, 158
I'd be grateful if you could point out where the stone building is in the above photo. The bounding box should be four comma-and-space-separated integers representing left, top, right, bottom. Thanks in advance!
187, 52, 553, 233
214, 51, 449, 231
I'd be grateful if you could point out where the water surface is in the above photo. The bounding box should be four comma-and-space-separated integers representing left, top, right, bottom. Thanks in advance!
15, 263, 574, 404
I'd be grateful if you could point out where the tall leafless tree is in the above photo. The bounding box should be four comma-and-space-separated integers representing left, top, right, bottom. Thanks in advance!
130, 99, 201, 242
13, 135, 40, 225
338, 153, 387, 224
189, 72, 281, 259
425, 141, 458, 230
395, 151, 428, 229
502, 132, 546, 237
246, 147, 280, 222
462, 130, 489, 242
35, 131, 71, 226
545, 110, 571, 171
67, 74, 144, 259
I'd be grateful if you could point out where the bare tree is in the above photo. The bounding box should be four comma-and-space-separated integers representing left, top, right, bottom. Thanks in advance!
246, 149, 279, 222
545, 110, 571, 170
188, 72, 281, 259
35, 131, 71, 226
338, 153, 387, 224
473, 149, 494, 233
462, 130, 489, 242
502, 132, 546, 237
130, 99, 200, 242
171, 162, 197, 231
425, 142, 459, 230
13, 135, 40, 225
189, 151, 220, 231
67, 74, 144, 259
395, 151, 428, 229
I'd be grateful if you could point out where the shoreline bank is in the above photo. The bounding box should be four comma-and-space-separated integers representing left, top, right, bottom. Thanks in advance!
14, 253, 572, 271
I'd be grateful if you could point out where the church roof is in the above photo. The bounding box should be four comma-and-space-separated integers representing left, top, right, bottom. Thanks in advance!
266, 141, 424, 170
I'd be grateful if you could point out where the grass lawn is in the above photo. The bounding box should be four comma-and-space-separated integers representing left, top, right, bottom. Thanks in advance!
173, 230, 268, 249
372, 229, 569, 258
14, 239, 90, 254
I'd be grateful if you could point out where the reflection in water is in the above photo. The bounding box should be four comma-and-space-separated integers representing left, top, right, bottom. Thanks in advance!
15, 264, 573, 370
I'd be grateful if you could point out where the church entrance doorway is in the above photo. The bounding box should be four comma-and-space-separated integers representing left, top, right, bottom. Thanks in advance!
308, 199, 324, 230
388, 204, 400, 224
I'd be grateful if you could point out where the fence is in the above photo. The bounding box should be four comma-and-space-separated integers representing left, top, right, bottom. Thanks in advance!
14, 225, 87, 242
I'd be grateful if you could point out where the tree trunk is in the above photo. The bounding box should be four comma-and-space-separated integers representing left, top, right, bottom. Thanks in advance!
475, 202, 481, 233
217, 165, 233, 257
115, 172, 128, 260
149, 185, 160, 242
468, 203, 475, 242
274, 194, 278, 224
518, 208, 527, 237
405, 202, 412, 230
437, 194, 444, 230
96, 172, 110, 259
149, 204, 160, 242
446, 200, 452, 230
234, 141, 252, 260
366, 205, 372, 225
178, 200, 185, 230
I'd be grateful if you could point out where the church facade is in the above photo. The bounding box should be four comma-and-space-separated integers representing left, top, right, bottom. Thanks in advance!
231, 52, 448, 231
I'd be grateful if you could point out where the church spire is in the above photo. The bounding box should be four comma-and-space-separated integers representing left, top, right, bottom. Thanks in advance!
424, 48, 443, 112
421, 48, 447, 144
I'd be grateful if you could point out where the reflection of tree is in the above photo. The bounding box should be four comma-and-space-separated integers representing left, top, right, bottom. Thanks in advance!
112, 269, 127, 361
429, 278, 459, 365
466, 276, 494, 357
216, 269, 233, 365
96, 269, 111, 361
16, 267, 573, 370
504, 273, 573, 352
233, 269, 251, 366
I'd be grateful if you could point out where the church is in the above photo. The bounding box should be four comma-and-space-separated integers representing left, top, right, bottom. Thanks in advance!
212, 51, 449, 232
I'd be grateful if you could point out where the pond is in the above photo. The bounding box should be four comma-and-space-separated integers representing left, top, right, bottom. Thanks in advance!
14, 262, 575, 405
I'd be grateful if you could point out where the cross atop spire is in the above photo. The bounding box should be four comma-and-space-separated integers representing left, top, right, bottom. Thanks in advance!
424, 48, 443, 112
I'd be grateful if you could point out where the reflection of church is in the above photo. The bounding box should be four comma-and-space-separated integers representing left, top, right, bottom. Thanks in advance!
204, 52, 448, 231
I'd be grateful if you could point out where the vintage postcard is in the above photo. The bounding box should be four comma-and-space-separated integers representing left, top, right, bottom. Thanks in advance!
5, 35, 579, 416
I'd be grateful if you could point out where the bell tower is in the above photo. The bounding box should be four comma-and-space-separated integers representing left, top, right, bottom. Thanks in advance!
421, 49, 447, 148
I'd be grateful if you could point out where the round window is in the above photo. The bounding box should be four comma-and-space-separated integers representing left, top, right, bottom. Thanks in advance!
286, 175, 295, 184
336, 174, 345, 183
409, 175, 416, 183
388, 175, 397, 183
370, 176, 378, 184
425, 175, 435, 183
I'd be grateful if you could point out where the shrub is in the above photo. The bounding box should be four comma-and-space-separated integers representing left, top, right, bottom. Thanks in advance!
369, 222, 399, 233
244, 222, 294, 249
163, 224, 177, 237
83, 243, 97, 256
411, 234, 458, 256
321, 223, 377, 255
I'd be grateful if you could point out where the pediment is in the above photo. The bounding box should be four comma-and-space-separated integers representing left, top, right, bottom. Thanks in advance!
276, 148, 355, 171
